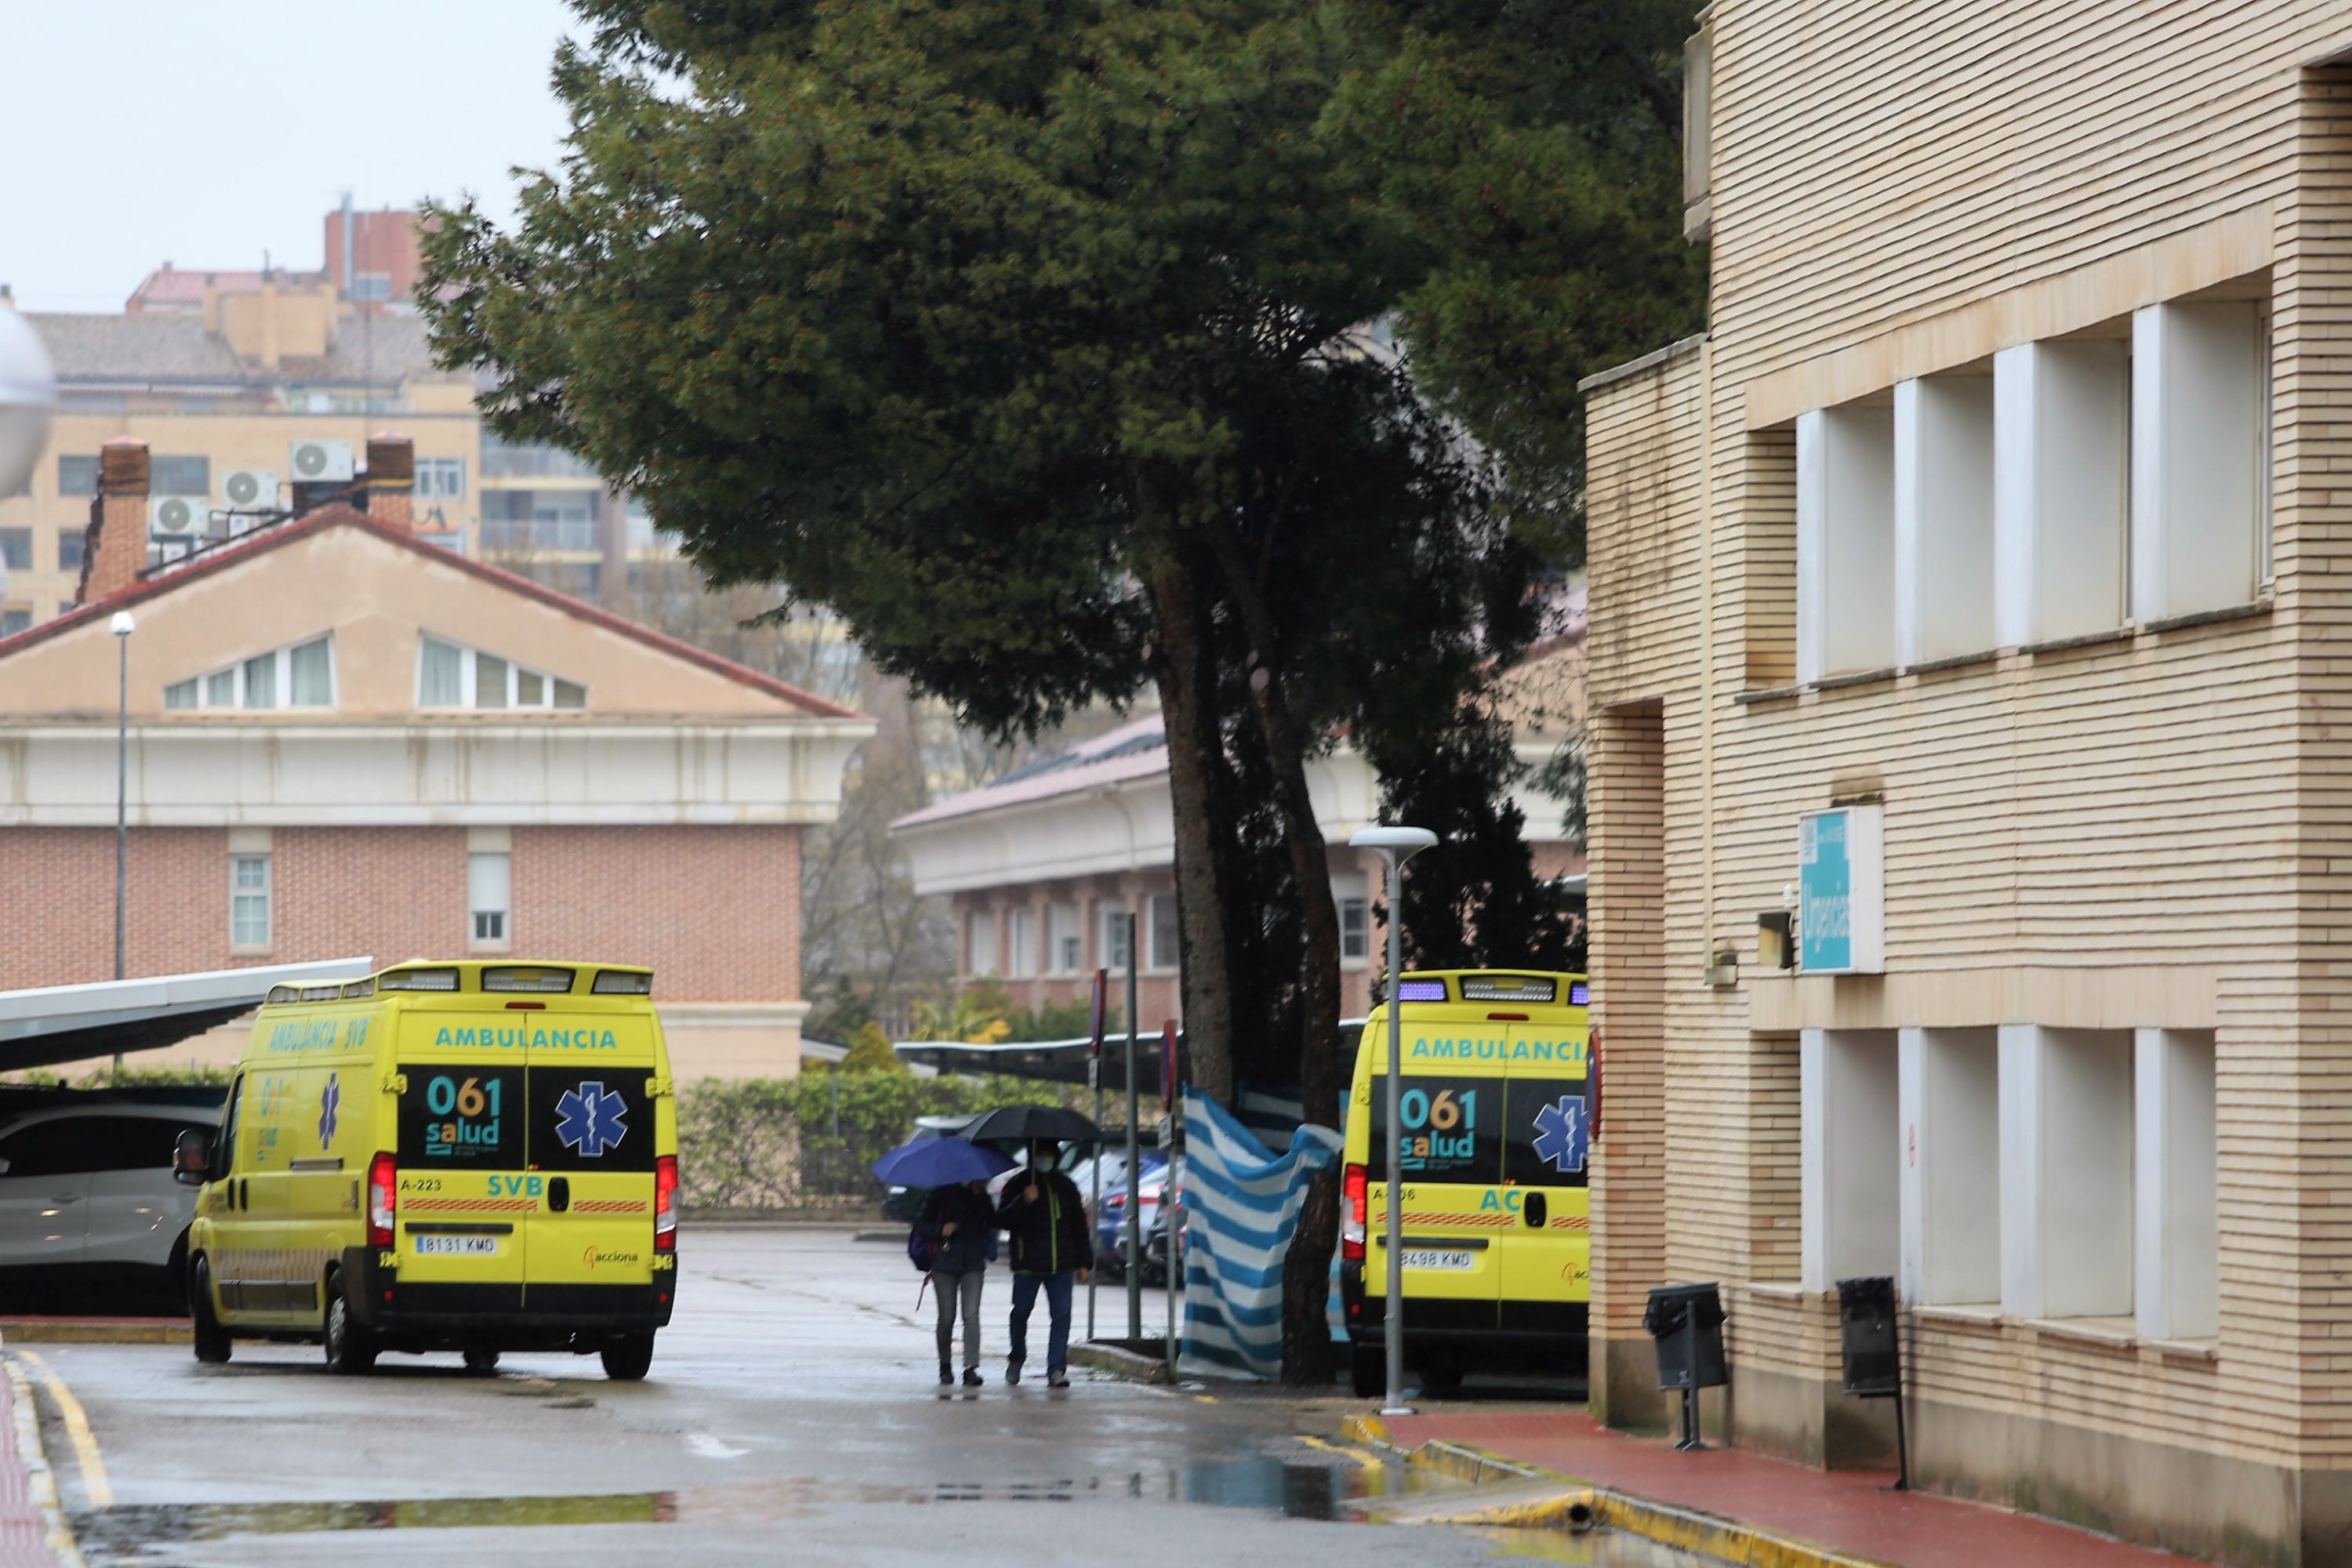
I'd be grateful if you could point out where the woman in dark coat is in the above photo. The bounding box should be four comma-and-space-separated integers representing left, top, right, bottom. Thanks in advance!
920, 1179, 996, 1385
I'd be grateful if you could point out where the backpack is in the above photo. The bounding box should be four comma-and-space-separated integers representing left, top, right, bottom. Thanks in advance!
909, 1225, 938, 1273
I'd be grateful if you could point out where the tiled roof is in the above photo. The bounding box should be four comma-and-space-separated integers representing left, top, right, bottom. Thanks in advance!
892, 715, 1170, 829
0, 506, 863, 721
28, 313, 249, 383
26, 310, 448, 388
129, 268, 327, 310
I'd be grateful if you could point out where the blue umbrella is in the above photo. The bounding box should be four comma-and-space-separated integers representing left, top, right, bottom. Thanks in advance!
871, 1135, 1016, 1188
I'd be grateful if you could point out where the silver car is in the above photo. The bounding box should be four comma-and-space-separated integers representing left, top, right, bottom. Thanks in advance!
0, 1104, 220, 1312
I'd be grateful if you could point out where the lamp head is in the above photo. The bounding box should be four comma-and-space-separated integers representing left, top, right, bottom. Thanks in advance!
109, 611, 135, 637
1349, 826, 1439, 856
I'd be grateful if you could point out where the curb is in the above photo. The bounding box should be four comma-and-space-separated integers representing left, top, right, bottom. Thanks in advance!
0, 1321, 188, 1347
1068, 1342, 1171, 1384
3, 1356, 84, 1568
1341, 1415, 1893, 1568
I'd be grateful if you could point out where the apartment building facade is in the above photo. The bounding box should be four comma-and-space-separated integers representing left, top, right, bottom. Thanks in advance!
1582, 6, 2352, 1563
0, 437, 870, 1080
0, 209, 666, 633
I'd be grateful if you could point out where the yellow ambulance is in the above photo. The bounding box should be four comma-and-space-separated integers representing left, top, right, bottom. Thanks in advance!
1339, 969, 1591, 1396
173, 960, 680, 1379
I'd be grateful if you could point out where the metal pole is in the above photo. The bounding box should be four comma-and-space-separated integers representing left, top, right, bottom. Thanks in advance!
1090, 1067, 1102, 1341
1381, 850, 1407, 1414
114, 633, 128, 978
1124, 913, 1142, 1342
1166, 1028, 1180, 1381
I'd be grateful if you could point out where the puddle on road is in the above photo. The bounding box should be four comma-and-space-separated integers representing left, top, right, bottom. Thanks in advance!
74, 1491, 677, 1558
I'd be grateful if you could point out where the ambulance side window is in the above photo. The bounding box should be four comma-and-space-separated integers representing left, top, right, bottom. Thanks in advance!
1365, 1076, 1501, 1182
215, 1075, 245, 1178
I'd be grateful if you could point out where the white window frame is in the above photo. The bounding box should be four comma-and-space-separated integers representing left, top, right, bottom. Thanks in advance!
1333, 873, 1370, 964
229, 852, 272, 950
469, 851, 513, 950
1007, 907, 1037, 978
416, 456, 467, 499
967, 909, 999, 978
1146, 894, 1180, 971
417, 635, 586, 710
170, 637, 335, 711
1047, 904, 1082, 975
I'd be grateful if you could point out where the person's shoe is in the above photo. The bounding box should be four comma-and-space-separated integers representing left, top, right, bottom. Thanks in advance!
962, 1367, 983, 1387
1005, 1360, 1022, 1385
938, 1363, 953, 1386
1046, 1370, 1070, 1388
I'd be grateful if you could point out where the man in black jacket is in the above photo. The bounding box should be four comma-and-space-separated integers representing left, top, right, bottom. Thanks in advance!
996, 1140, 1093, 1388
920, 1179, 996, 1386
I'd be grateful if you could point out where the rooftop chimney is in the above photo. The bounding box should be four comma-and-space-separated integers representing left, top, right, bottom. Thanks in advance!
363, 433, 415, 532
78, 438, 151, 604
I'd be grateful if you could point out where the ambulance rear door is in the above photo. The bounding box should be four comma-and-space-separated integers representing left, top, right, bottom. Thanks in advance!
521, 1007, 662, 1312
1495, 1025, 1592, 1334
394, 1033, 531, 1311
1363, 1020, 1508, 1334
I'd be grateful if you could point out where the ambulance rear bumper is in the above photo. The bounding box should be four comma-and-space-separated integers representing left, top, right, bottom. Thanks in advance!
343, 1247, 677, 1343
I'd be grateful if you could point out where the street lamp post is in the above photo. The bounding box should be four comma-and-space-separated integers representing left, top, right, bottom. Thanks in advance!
111, 611, 135, 990
1350, 825, 1438, 1417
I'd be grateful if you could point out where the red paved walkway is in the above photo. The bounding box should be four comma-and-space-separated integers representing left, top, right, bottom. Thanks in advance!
1383, 1409, 2197, 1568
0, 1360, 58, 1568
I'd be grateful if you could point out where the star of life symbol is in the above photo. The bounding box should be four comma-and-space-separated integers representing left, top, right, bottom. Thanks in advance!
555, 1082, 629, 1159
318, 1072, 340, 1150
1531, 1094, 1588, 1174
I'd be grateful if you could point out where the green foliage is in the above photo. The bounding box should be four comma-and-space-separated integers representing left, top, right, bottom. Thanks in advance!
909, 988, 1011, 1045
1002, 996, 1119, 1044
838, 1022, 909, 1075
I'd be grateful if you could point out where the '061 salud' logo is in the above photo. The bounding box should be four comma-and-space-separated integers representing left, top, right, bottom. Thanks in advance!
555, 1082, 629, 1158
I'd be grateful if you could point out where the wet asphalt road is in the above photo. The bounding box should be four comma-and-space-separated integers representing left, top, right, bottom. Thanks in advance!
17, 1229, 1704, 1566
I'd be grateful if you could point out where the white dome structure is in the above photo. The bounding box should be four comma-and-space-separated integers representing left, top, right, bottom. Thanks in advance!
0, 307, 54, 501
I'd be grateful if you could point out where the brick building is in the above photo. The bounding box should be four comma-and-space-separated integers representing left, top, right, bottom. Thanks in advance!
892, 621, 1585, 1029
0, 437, 869, 1078
1583, 5, 2352, 1563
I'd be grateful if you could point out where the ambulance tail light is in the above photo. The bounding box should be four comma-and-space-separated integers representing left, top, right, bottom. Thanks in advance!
1341, 1163, 1367, 1262
654, 1155, 679, 1251
367, 1151, 397, 1247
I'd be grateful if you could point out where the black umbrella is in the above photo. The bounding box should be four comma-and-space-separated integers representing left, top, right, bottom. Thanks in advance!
962, 1104, 1103, 1146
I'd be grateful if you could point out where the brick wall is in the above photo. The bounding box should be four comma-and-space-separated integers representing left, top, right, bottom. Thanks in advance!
0, 824, 802, 1005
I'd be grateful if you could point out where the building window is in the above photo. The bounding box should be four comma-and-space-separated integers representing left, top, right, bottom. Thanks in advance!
169, 637, 336, 710
1047, 904, 1082, 975
0, 529, 27, 572
57, 456, 98, 496
1998, 1026, 2134, 1319
2134, 1029, 2217, 1341
1334, 874, 1370, 963
151, 456, 210, 495
230, 854, 271, 949
1898, 1028, 1999, 1305
469, 852, 512, 946
1893, 374, 1995, 665
417, 635, 586, 710
0, 608, 27, 637
1098, 906, 1133, 973
967, 910, 999, 978
2131, 300, 2266, 621
56, 529, 82, 572
1795, 405, 1896, 682
1994, 337, 2129, 646
416, 457, 467, 499
1007, 907, 1036, 979
1800, 1029, 1898, 1290
1147, 893, 1180, 971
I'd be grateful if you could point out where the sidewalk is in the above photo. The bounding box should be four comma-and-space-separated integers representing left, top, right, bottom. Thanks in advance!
0, 1356, 71, 1568
1360, 1407, 2197, 1568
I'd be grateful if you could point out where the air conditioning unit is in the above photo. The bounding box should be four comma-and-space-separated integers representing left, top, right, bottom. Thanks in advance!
289, 439, 354, 482
148, 495, 208, 537
220, 468, 278, 509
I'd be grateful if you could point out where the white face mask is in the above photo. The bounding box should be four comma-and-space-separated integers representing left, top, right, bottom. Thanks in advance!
1034, 1153, 1058, 1174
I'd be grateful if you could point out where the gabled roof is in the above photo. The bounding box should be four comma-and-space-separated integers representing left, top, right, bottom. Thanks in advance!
30, 312, 249, 384
0, 506, 860, 720
893, 715, 1168, 829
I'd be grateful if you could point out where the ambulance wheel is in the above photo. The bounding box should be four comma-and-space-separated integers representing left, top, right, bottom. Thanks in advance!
322, 1276, 378, 1374
190, 1256, 232, 1366
599, 1334, 655, 1381
463, 1349, 501, 1375
1349, 1344, 1382, 1399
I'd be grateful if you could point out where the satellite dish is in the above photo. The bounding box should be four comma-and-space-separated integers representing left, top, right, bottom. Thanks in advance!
0, 309, 54, 500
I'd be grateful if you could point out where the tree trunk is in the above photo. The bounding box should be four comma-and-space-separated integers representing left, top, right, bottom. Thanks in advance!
1145, 549, 1238, 1107
1207, 520, 1343, 1386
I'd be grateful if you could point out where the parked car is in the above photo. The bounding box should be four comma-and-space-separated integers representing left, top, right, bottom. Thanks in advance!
0, 1102, 222, 1314
1101, 1156, 1181, 1283
879, 1112, 983, 1224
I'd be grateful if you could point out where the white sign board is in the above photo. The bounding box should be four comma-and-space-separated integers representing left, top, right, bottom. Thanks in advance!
1798, 805, 1884, 975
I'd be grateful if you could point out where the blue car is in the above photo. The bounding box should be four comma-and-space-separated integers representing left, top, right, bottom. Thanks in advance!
1091, 1151, 1170, 1280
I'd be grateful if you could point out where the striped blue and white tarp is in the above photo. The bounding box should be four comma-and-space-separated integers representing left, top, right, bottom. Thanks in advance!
1176, 1087, 1341, 1381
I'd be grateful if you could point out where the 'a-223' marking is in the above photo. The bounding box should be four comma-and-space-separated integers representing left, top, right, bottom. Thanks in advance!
399, 1177, 444, 1194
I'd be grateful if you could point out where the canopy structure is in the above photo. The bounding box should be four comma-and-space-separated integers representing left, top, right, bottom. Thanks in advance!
891, 1033, 1173, 1092
0, 958, 372, 1074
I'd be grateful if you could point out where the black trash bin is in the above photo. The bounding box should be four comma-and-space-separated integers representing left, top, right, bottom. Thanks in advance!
1643, 1282, 1728, 1392
1834, 1274, 1910, 1489
1644, 1282, 1727, 1451
1835, 1275, 1900, 1396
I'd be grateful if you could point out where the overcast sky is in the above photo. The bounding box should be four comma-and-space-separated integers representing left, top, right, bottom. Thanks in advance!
0, 1, 584, 312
